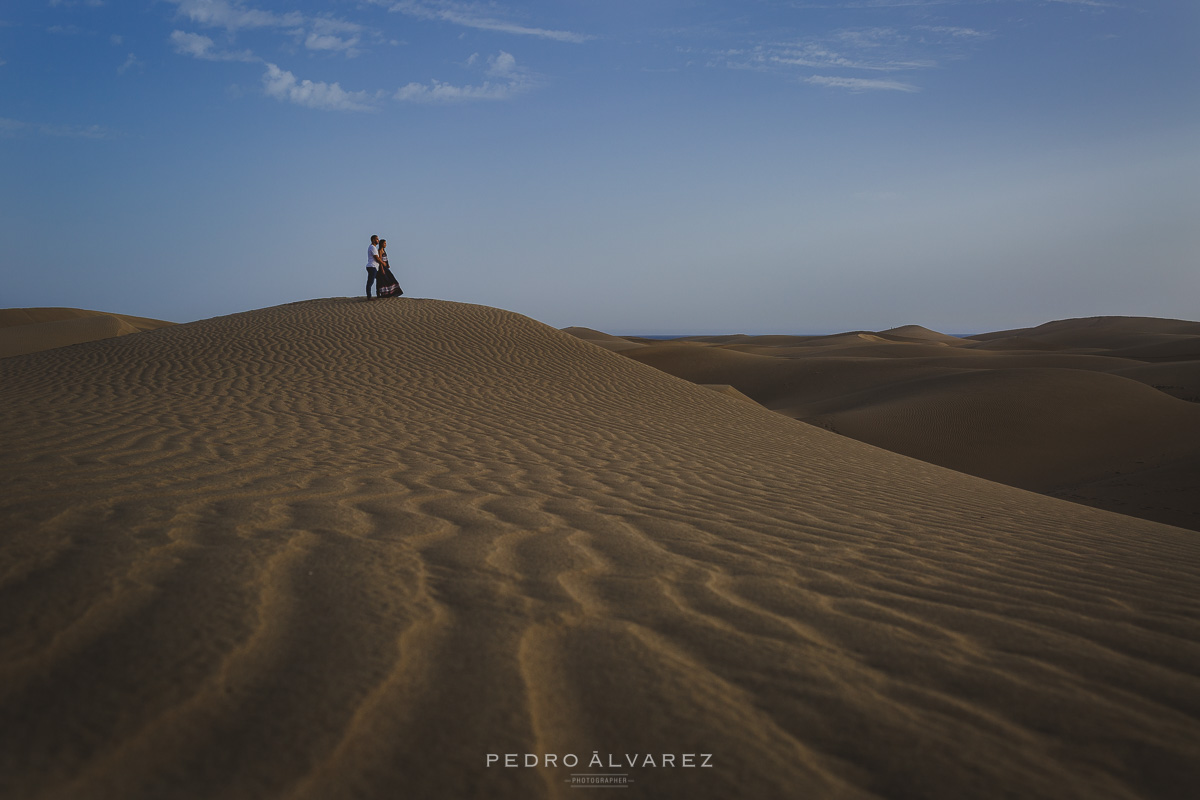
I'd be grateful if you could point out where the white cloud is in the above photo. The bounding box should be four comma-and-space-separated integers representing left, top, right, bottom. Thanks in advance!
918, 26, 990, 39
834, 27, 905, 48
170, 30, 257, 62
768, 48, 933, 72
303, 17, 366, 55
168, 2, 369, 57
117, 53, 141, 74
41, 122, 110, 137
110, 34, 123, 46
309, 17, 365, 37
487, 50, 516, 77
708, 21, 993, 94
754, 33, 936, 72
0, 116, 111, 138
0, 117, 26, 135
394, 50, 534, 103
305, 32, 355, 52
262, 63, 375, 112
170, 0, 303, 33
804, 74, 919, 92
395, 79, 513, 102
388, 0, 591, 44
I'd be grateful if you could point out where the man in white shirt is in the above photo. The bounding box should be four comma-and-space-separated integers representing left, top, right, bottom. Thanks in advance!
365, 235, 382, 298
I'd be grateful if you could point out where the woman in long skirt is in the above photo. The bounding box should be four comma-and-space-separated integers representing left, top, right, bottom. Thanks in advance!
376, 239, 403, 297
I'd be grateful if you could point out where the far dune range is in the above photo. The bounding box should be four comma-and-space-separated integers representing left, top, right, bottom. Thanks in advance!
565, 317, 1200, 531
1, 300, 1199, 799
0, 307, 174, 359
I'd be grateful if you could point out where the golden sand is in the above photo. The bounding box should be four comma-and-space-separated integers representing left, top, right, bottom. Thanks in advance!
2, 299, 1198, 799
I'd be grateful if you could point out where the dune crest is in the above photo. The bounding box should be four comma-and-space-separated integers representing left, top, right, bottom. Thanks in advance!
2, 299, 1198, 799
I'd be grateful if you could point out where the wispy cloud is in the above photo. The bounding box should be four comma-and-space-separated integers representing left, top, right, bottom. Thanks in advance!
387, 0, 591, 43
165, 4, 542, 112
1045, 0, 1120, 7
916, 26, 990, 40
117, 52, 141, 74
170, 30, 257, 62
708, 21, 993, 93
170, 0, 304, 34
42, 121, 111, 137
167, 1, 371, 57
792, 0, 961, 7
0, 116, 112, 138
804, 74, 919, 92
394, 80, 514, 102
394, 50, 535, 103
304, 17, 365, 56
46, 24, 92, 36
262, 63, 376, 112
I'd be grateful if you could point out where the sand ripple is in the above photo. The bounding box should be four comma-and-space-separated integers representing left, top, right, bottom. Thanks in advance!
1, 299, 1198, 799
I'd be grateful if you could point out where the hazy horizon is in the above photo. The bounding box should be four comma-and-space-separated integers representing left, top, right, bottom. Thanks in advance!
2, 1, 1197, 333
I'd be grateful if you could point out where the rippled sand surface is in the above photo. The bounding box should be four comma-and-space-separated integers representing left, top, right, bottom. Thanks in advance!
2, 299, 1198, 799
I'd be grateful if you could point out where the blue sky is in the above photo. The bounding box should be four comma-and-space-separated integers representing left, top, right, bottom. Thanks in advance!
2, 0, 1196, 333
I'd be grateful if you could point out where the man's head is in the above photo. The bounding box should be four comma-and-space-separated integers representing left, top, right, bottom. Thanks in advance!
371, 235, 379, 245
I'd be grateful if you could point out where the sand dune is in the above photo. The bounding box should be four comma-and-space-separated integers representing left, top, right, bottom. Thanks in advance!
966, 335, 1071, 352
0, 307, 173, 359
803, 367, 1200, 491
2, 299, 1199, 799
880, 324, 970, 344
558, 326, 646, 352
611, 317, 1200, 532
1113, 361, 1200, 401
971, 316, 1200, 349
1107, 337, 1200, 362
0, 307, 171, 331
974, 315, 1200, 337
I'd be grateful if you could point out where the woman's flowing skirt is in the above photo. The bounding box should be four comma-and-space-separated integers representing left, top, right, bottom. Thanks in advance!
377, 267, 402, 297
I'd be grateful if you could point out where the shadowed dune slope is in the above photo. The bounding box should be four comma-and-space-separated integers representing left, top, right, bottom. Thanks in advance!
1114, 361, 1200, 401
2, 299, 1199, 800
0, 307, 174, 359
803, 368, 1200, 491
620, 319, 1200, 531
625, 343, 964, 409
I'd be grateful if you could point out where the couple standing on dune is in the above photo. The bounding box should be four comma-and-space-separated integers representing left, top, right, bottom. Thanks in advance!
365, 235, 403, 299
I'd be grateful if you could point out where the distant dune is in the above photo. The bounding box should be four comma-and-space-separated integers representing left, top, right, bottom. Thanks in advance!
879, 324, 970, 344
0, 307, 173, 359
558, 326, 646, 352
586, 316, 1200, 532
3, 299, 1198, 799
